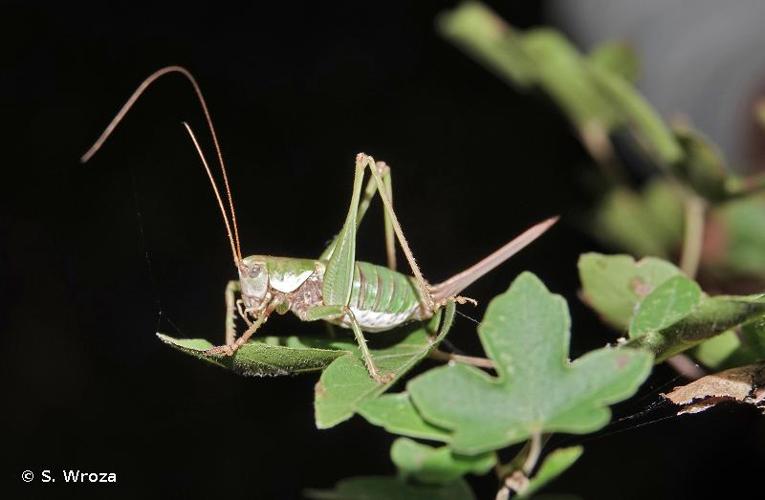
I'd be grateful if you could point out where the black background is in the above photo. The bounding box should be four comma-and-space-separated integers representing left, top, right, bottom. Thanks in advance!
2, 1, 763, 499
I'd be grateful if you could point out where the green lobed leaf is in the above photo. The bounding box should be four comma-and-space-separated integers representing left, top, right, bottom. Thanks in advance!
408, 273, 653, 455
390, 438, 495, 485
157, 334, 354, 377
628, 275, 702, 339
518, 447, 583, 499
305, 476, 475, 500
315, 302, 456, 429
578, 253, 682, 330
360, 393, 452, 442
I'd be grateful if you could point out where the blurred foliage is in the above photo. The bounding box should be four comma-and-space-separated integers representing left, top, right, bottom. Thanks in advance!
579, 253, 765, 363
592, 181, 684, 259
439, 1, 765, 289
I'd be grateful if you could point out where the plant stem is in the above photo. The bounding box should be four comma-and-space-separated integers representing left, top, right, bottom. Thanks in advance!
726, 171, 765, 198
430, 349, 495, 368
522, 431, 543, 474
667, 192, 708, 380
495, 432, 549, 500
495, 441, 531, 480
679, 193, 705, 278
495, 432, 549, 480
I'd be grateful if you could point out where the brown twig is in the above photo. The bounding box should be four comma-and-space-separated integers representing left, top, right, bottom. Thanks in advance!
494, 432, 551, 500
430, 349, 495, 369
666, 354, 706, 380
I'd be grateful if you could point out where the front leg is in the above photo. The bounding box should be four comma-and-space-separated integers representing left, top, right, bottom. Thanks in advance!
208, 297, 276, 356
207, 313, 267, 356
225, 280, 240, 346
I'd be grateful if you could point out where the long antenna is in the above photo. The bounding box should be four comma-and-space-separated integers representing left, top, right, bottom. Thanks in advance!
182, 122, 240, 265
80, 65, 242, 261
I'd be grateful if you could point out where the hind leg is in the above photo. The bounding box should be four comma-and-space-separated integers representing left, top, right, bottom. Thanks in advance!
320, 160, 396, 271
357, 154, 436, 313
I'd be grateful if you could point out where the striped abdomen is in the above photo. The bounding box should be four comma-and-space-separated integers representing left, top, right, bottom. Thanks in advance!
334, 261, 426, 332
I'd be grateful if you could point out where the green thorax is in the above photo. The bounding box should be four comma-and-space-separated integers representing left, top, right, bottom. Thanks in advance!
243, 255, 318, 293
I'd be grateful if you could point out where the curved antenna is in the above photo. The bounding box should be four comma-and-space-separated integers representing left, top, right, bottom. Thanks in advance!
182, 122, 240, 265
80, 65, 241, 261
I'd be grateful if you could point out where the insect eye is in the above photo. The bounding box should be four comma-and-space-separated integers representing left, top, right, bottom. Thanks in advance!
249, 266, 262, 278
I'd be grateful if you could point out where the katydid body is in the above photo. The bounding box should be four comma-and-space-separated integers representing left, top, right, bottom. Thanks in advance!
82, 66, 557, 383
240, 256, 427, 332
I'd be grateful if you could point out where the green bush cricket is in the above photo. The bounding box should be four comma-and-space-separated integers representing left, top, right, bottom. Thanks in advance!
82, 66, 557, 383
